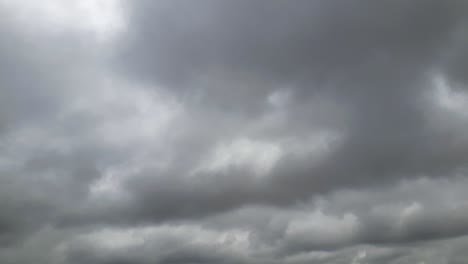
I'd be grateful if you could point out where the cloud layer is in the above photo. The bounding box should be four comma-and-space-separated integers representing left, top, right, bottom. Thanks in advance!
1, 0, 468, 263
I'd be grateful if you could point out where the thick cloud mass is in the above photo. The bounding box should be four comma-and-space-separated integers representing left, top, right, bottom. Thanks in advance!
1, 0, 468, 263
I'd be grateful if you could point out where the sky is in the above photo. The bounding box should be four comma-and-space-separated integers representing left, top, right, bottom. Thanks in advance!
1, 0, 468, 263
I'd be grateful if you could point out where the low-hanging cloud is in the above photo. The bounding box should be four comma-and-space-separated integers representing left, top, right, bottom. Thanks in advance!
1, 1, 468, 264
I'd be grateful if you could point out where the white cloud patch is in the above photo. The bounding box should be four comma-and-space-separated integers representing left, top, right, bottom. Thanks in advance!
432, 74, 468, 117
61, 224, 253, 262
195, 138, 283, 178
1, 0, 126, 41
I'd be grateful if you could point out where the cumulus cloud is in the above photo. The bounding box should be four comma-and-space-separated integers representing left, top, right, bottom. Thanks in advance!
1, 0, 468, 263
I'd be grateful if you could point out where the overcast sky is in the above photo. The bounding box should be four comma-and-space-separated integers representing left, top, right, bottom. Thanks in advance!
1, 0, 468, 263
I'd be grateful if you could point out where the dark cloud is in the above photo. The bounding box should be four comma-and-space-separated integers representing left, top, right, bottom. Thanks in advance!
1, 0, 468, 264
80, 0, 468, 224
119, 0, 463, 87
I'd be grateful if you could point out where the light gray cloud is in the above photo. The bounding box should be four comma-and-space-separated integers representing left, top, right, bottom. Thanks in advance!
1, 0, 468, 264
72, 0, 468, 224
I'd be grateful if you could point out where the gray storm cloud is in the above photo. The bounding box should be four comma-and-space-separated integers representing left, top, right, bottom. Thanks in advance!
1, 1, 468, 264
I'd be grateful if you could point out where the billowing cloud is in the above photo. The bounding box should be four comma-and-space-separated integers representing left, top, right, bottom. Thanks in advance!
1, 0, 468, 263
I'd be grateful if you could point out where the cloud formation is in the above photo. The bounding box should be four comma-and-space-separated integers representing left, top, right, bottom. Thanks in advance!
1, 0, 468, 263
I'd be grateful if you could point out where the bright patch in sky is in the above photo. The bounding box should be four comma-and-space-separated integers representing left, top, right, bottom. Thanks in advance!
433, 74, 468, 117
196, 138, 283, 178
1, 0, 125, 41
